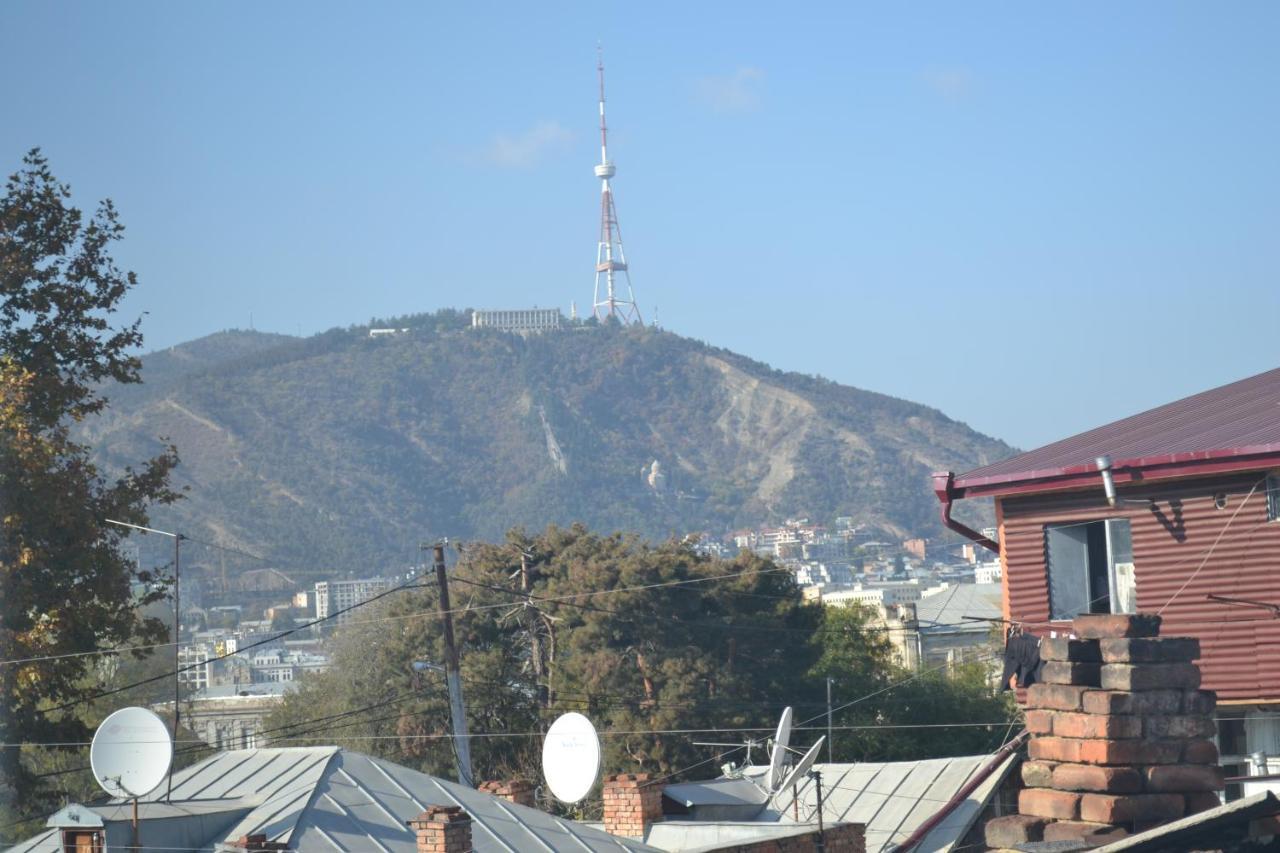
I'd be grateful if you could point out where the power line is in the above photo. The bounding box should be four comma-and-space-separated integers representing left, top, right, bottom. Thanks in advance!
5, 563, 793, 671
31, 577, 432, 717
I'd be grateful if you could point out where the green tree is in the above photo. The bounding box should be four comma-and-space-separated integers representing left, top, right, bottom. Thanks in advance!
0, 150, 180, 816
808, 606, 1018, 762
267, 525, 823, 804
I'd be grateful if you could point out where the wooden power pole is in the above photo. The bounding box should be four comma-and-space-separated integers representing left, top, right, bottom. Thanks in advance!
432, 543, 474, 787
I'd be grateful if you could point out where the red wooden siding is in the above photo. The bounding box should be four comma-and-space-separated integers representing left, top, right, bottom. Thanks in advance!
998, 472, 1280, 703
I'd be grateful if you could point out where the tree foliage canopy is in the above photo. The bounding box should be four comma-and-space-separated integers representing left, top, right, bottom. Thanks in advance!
267, 526, 1015, 812
0, 150, 180, 813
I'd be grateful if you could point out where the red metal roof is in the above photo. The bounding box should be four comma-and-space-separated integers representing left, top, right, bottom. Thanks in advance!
952, 367, 1280, 496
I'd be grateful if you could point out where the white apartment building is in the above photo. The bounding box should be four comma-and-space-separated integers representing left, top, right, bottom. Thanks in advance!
471, 308, 563, 334
177, 644, 211, 690
314, 577, 393, 623
820, 581, 924, 610
974, 560, 1003, 585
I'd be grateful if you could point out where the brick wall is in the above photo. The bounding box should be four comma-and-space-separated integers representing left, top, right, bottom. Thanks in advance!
985, 613, 1223, 848
477, 779, 536, 808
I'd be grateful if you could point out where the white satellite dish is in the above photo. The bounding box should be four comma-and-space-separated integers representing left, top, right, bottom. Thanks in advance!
766, 706, 793, 791
775, 736, 825, 798
542, 712, 601, 804
90, 707, 173, 799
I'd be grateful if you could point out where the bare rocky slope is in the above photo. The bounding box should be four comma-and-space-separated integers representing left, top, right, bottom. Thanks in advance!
81, 312, 1013, 577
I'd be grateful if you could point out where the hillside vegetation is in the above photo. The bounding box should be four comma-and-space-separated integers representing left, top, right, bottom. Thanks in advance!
81, 312, 1013, 576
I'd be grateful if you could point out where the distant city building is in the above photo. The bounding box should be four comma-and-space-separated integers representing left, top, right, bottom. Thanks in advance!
315, 577, 393, 623
875, 584, 1004, 672
248, 646, 329, 683
820, 581, 924, 609
471, 308, 564, 334
368, 328, 409, 338
902, 538, 927, 560
974, 560, 1003, 585
167, 683, 294, 750
177, 645, 211, 691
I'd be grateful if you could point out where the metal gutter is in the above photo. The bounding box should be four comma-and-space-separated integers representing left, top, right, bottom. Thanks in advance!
950, 445, 1280, 500
932, 472, 1000, 554
887, 730, 1029, 853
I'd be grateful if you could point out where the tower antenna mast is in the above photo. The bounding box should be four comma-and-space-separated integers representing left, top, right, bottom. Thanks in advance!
592, 47, 642, 325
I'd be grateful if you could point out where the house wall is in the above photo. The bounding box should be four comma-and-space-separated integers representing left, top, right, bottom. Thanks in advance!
997, 471, 1280, 703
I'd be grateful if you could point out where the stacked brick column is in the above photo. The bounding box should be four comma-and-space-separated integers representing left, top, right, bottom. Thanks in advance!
407, 805, 473, 853
986, 613, 1223, 847
602, 773, 664, 838
478, 779, 537, 808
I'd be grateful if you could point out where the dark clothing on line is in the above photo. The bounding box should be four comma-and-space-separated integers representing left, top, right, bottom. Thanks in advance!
1001, 632, 1043, 691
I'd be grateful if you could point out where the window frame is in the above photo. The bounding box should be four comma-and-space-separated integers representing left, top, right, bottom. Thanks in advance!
1044, 517, 1135, 620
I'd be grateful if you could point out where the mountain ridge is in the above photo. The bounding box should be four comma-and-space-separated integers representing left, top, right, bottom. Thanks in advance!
81, 313, 1014, 577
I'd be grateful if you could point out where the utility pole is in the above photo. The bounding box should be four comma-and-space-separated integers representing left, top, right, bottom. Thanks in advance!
431, 543, 474, 787
519, 549, 549, 709
170, 532, 182, 802
826, 677, 834, 765
104, 520, 184, 801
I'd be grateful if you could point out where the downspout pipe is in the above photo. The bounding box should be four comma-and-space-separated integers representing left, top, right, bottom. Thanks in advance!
888, 729, 1030, 853
933, 472, 1000, 554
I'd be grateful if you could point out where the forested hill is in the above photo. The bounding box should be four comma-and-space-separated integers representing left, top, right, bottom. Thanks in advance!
80, 311, 1014, 574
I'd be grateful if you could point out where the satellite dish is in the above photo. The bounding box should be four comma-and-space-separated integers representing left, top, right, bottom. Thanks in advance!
766, 706, 793, 792
775, 736, 825, 799
542, 712, 601, 804
90, 707, 173, 799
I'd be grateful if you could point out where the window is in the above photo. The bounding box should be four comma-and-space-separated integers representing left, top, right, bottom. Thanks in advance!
1268, 474, 1280, 522
1045, 518, 1135, 620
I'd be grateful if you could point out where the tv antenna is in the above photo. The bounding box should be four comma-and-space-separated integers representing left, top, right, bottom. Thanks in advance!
691, 706, 798, 790
542, 712, 601, 804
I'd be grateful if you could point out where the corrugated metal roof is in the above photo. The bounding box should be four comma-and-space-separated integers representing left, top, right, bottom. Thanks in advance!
954, 366, 1280, 491
652, 754, 1014, 853
6, 748, 657, 853
916, 584, 1002, 629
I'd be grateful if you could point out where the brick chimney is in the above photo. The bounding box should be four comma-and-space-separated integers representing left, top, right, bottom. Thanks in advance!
407, 805, 472, 853
478, 779, 537, 808
602, 773, 663, 838
986, 613, 1224, 847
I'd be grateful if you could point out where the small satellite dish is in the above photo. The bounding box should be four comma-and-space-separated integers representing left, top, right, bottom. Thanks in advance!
542, 712, 601, 804
775, 736, 825, 798
90, 707, 172, 799
766, 706, 793, 792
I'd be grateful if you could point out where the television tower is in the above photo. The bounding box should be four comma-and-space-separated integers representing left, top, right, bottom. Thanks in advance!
592, 49, 642, 325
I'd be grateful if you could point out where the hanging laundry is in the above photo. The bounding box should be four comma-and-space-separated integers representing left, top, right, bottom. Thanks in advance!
1000, 629, 1043, 691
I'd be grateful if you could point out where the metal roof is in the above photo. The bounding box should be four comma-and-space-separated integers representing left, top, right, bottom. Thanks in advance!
646, 754, 1015, 853
6, 747, 657, 853
915, 584, 1002, 629
952, 366, 1280, 495
663, 778, 769, 809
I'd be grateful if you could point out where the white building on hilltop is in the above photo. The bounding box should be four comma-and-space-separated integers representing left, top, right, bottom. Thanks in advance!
471, 308, 564, 334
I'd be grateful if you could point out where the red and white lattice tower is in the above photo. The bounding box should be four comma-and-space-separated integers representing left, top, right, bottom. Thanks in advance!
592, 50, 642, 325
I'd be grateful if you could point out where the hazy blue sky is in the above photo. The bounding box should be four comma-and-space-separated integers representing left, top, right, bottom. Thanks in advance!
3, 2, 1277, 450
